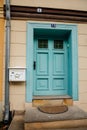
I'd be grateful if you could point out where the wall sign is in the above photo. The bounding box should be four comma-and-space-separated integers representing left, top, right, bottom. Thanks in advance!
37, 8, 42, 13
51, 24, 56, 28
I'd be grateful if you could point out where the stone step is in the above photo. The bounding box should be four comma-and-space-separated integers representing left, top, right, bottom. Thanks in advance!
33, 96, 73, 106
24, 105, 87, 130
33, 95, 72, 100
25, 119, 87, 130
8, 112, 87, 130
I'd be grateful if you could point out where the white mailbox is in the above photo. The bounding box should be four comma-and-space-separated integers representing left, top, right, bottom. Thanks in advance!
9, 67, 26, 81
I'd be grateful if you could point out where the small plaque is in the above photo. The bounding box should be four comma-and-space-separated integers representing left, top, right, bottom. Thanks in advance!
37, 8, 42, 13
51, 24, 56, 28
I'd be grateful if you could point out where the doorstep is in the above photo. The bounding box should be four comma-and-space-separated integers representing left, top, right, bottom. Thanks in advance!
33, 96, 73, 106
25, 105, 87, 130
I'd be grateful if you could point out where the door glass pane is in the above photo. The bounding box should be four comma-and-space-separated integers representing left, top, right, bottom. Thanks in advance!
38, 40, 48, 48
54, 40, 63, 49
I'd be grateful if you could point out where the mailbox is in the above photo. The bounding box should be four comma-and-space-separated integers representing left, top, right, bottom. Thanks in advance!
9, 67, 26, 81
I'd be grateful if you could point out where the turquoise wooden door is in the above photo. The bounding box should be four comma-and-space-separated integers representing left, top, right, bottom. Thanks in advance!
33, 39, 68, 96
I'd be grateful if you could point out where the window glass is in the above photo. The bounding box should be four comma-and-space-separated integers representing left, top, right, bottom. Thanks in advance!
38, 40, 48, 48
54, 40, 63, 49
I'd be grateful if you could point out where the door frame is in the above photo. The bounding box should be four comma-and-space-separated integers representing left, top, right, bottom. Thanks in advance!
26, 22, 78, 102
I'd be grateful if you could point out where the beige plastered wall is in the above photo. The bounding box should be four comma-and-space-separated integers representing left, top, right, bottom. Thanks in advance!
9, 0, 87, 11
74, 24, 87, 111
9, 21, 26, 110
9, 20, 87, 112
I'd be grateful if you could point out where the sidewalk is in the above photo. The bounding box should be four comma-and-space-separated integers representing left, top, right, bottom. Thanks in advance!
8, 112, 24, 130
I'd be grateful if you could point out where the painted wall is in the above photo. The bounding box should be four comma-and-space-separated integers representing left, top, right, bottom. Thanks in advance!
0, 0, 4, 121
9, 20, 87, 112
74, 24, 87, 111
0, 0, 3, 7
10, 0, 87, 11
10, 20, 26, 110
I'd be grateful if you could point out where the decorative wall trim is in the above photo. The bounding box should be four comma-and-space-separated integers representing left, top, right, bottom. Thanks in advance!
4, 5, 87, 23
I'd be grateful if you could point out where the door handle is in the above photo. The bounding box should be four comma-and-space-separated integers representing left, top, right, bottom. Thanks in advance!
33, 61, 36, 70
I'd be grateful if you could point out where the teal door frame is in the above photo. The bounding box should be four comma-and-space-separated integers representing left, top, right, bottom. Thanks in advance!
26, 22, 78, 102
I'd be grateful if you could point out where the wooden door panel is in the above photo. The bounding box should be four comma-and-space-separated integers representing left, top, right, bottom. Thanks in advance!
52, 78, 65, 90
37, 52, 49, 75
36, 78, 49, 90
53, 53, 64, 75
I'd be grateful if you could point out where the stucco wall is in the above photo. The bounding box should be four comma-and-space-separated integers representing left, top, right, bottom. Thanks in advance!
9, 20, 87, 112
10, 21, 26, 110
9, 0, 87, 11
74, 24, 87, 111
0, 0, 3, 7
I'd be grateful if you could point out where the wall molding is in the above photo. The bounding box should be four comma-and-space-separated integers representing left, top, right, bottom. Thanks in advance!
4, 5, 87, 23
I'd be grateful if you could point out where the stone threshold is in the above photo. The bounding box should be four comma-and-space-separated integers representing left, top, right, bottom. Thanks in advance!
33, 95, 72, 100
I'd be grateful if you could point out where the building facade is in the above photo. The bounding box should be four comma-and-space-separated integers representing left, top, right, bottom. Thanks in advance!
3, 0, 87, 117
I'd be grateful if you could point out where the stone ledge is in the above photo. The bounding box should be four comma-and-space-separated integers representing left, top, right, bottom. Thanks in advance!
25, 106, 87, 123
